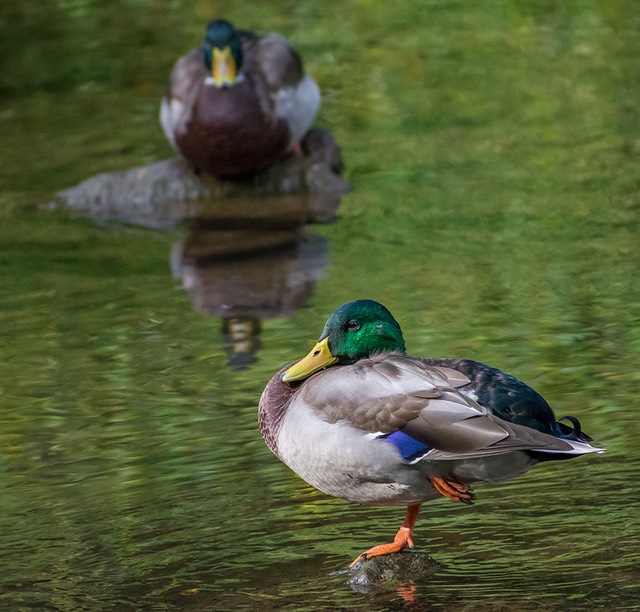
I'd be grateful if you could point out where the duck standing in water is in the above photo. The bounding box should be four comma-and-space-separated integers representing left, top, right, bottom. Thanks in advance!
259, 299, 603, 566
160, 19, 320, 176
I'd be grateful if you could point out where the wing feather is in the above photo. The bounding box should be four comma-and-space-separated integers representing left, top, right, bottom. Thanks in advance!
297, 353, 579, 459
298, 353, 476, 434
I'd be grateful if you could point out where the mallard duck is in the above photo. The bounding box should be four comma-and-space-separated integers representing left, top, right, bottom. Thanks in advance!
160, 19, 320, 176
259, 299, 603, 566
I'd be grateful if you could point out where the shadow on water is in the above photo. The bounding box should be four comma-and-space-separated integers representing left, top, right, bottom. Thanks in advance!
171, 212, 329, 370
46, 127, 345, 369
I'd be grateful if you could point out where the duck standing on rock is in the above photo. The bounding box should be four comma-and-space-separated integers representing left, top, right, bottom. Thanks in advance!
259, 299, 604, 567
160, 19, 320, 177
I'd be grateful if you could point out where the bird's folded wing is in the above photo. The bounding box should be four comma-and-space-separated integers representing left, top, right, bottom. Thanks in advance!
299, 353, 577, 458
167, 49, 206, 103
298, 354, 480, 433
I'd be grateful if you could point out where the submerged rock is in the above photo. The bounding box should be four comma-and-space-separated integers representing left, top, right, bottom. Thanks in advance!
340, 552, 440, 593
47, 129, 349, 229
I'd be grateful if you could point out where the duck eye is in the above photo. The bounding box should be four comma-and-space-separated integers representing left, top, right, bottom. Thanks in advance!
347, 320, 360, 332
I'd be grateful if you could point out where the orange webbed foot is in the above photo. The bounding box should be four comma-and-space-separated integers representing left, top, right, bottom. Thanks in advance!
349, 504, 421, 568
349, 526, 414, 568
429, 475, 475, 504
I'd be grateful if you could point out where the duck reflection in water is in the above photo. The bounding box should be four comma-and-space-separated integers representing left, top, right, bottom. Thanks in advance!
172, 200, 328, 368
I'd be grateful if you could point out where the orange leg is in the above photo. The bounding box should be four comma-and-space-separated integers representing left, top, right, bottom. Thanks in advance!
349, 503, 421, 568
288, 141, 303, 155
430, 475, 475, 504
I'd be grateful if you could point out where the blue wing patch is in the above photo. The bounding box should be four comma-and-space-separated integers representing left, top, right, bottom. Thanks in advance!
382, 430, 431, 463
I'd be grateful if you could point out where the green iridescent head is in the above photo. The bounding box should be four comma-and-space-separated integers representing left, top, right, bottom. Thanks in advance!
282, 300, 406, 382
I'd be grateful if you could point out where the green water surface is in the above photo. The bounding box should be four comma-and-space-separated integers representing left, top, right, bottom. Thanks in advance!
1, 1, 639, 610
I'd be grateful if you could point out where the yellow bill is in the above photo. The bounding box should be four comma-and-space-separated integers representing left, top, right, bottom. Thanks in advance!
281, 337, 338, 382
212, 46, 237, 87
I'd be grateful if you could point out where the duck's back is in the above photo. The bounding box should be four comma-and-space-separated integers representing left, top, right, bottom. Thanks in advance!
418, 357, 587, 441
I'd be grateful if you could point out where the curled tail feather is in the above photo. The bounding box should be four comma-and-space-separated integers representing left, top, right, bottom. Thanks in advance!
558, 415, 593, 442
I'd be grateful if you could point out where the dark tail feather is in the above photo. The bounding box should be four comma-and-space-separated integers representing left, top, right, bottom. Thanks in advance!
558, 415, 593, 442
